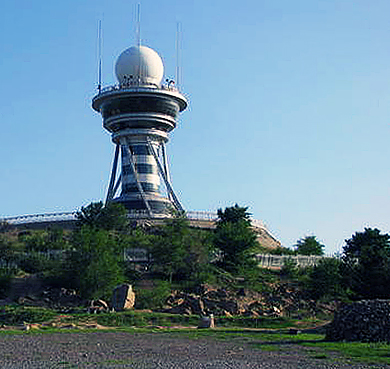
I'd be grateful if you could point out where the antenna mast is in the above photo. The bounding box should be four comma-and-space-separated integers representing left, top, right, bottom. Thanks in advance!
97, 20, 103, 93
175, 22, 182, 88
136, 3, 141, 47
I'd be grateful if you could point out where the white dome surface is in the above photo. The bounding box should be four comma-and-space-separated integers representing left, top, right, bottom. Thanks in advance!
115, 45, 164, 86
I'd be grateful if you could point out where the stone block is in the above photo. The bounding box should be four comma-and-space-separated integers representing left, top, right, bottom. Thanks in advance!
112, 284, 135, 311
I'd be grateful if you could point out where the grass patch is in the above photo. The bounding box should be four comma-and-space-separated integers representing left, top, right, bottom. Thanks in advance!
0, 305, 327, 330
307, 341, 390, 365
311, 353, 329, 359
162, 329, 390, 365
255, 344, 283, 352
215, 316, 295, 329
96, 311, 200, 327
0, 306, 56, 325
227, 331, 390, 365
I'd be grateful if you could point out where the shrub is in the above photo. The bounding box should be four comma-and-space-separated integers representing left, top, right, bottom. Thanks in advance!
280, 258, 298, 279
306, 257, 344, 300
0, 267, 16, 298
0, 306, 56, 325
135, 280, 171, 310
16, 252, 57, 274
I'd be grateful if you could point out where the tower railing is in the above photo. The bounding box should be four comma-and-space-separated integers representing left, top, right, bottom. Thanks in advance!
99, 82, 179, 95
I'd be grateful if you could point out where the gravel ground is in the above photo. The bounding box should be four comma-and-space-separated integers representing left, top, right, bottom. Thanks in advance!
0, 331, 388, 368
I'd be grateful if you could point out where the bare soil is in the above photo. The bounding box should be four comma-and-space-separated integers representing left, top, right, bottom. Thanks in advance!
0, 331, 387, 368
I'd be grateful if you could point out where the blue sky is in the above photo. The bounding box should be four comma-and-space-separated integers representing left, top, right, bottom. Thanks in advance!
0, 0, 389, 254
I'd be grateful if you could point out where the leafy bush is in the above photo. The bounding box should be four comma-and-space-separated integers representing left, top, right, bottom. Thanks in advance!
16, 252, 58, 274
135, 280, 171, 310
0, 306, 56, 325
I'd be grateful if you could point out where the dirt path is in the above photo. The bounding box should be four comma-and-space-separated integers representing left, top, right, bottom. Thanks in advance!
0, 331, 387, 368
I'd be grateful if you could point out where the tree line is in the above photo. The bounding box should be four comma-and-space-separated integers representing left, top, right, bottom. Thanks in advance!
0, 203, 260, 301
280, 228, 390, 302
1, 202, 389, 305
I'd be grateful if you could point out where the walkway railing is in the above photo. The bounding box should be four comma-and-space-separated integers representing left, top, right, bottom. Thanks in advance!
1, 210, 267, 230
255, 254, 327, 268
1, 212, 77, 225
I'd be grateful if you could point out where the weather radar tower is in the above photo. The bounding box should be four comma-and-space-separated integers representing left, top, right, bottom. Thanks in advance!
92, 42, 187, 217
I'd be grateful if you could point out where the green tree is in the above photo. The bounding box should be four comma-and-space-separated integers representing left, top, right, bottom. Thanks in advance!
214, 205, 258, 273
119, 227, 157, 281
280, 257, 298, 279
65, 226, 125, 300
150, 214, 213, 285
295, 236, 325, 256
217, 204, 251, 224
0, 234, 19, 264
75, 201, 129, 231
306, 258, 344, 300
271, 246, 296, 256
342, 228, 390, 299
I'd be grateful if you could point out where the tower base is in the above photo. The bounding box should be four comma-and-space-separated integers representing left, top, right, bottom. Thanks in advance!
112, 194, 174, 217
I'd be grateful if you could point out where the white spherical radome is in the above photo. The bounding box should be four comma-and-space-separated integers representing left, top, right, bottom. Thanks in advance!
115, 45, 164, 86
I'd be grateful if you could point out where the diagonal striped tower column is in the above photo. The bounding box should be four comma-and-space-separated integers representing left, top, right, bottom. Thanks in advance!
92, 45, 187, 216
118, 135, 166, 213
121, 142, 160, 196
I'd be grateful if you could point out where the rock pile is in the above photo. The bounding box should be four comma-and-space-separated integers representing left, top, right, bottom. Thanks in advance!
15, 287, 82, 311
163, 289, 238, 316
10, 280, 137, 313
326, 300, 390, 342
161, 283, 336, 318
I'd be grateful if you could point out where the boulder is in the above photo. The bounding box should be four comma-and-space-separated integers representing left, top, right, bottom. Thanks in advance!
88, 299, 109, 314
112, 284, 135, 311
198, 314, 215, 329
186, 295, 205, 315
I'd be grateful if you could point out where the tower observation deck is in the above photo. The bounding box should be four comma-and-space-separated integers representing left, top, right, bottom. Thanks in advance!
92, 45, 187, 216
